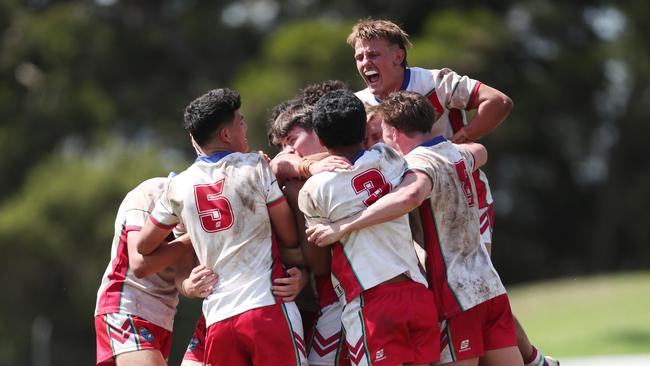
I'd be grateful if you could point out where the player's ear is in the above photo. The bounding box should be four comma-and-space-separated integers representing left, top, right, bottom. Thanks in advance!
393, 47, 405, 66
218, 125, 230, 144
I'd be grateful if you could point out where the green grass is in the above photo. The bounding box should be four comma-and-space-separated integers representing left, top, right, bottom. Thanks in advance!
508, 272, 650, 358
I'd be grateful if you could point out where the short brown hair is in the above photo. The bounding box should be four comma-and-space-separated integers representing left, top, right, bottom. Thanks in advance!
347, 19, 412, 67
267, 101, 313, 147
376, 91, 437, 134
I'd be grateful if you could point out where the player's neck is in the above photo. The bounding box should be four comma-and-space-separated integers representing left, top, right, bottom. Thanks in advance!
200, 141, 233, 156
402, 133, 433, 154
327, 145, 364, 163
377, 67, 406, 100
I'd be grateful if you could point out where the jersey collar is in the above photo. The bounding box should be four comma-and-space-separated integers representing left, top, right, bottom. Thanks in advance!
351, 149, 366, 165
373, 67, 411, 103
419, 135, 446, 148
195, 151, 232, 164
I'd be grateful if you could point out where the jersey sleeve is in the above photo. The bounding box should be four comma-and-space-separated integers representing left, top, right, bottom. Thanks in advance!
122, 191, 150, 233
257, 155, 285, 207
433, 68, 481, 110
149, 179, 180, 230
455, 144, 476, 172
405, 149, 437, 188
298, 181, 326, 227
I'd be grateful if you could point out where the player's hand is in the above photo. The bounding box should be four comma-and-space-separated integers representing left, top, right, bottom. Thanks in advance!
272, 267, 307, 302
306, 223, 344, 247
309, 155, 352, 175
450, 128, 471, 144
183, 264, 218, 298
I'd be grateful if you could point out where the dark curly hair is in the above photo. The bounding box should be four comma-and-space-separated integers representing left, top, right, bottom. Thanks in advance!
312, 89, 366, 149
183, 88, 241, 147
299, 80, 349, 107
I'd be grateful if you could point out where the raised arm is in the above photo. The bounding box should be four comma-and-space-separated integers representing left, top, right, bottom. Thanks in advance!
451, 83, 513, 143
463, 142, 488, 171
306, 170, 432, 246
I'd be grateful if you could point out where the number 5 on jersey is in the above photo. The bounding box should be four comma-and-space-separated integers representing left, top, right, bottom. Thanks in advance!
194, 179, 234, 233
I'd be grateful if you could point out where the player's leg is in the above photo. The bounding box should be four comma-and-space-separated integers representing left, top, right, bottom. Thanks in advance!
479, 295, 522, 366
308, 301, 349, 366
479, 346, 522, 366
241, 302, 308, 365
96, 313, 172, 366
115, 349, 166, 366
181, 315, 206, 366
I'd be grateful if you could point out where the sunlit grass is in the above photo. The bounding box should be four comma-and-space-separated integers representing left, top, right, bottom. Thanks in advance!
508, 272, 650, 357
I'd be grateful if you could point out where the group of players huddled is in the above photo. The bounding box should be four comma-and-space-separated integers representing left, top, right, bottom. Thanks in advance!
94, 19, 559, 366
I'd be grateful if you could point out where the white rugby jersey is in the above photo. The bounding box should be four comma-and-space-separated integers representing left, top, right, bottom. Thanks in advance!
406, 136, 505, 319
149, 152, 287, 327
95, 177, 179, 331
356, 66, 493, 213
298, 144, 427, 305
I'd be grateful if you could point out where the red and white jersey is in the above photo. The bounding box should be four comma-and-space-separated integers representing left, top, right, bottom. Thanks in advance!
149, 152, 286, 327
406, 136, 505, 320
95, 178, 179, 331
356, 66, 493, 215
356, 67, 480, 139
299, 144, 427, 305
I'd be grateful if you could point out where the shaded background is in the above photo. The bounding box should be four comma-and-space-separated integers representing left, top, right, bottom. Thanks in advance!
0, 0, 648, 365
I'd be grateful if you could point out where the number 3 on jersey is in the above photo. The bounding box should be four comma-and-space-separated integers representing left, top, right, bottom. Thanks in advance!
194, 179, 234, 233
352, 168, 391, 206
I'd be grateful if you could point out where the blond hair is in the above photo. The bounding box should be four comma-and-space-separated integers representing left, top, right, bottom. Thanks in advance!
347, 19, 412, 66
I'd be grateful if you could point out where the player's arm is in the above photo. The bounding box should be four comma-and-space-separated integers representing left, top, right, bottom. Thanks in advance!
451, 83, 513, 143
283, 179, 330, 273
128, 231, 193, 278
174, 249, 218, 299
268, 198, 299, 248
136, 218, 174, 255
463, 142, 488, 171
270, 151, 351, 185
306, 170, 433, 246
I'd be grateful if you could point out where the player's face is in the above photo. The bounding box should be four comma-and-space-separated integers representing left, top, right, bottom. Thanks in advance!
280, 126, 323, 157
228, 110, 249, 153
363, 114, 384, 148
354, 38, 405, 100
381, 121, 401, 152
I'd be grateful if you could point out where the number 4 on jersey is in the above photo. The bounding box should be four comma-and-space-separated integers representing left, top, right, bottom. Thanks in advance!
194, 179, 234, 233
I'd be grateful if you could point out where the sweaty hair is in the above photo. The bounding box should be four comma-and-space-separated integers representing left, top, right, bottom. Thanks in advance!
184, 88, 241, 147
312, 89, 366, 149
299, 80, 349, 107
346, 18, 412, 67
376, 91, 437, 134
267, 99, 314, 147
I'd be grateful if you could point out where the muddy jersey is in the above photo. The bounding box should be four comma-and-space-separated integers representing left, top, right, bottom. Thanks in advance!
95, 178, 178, 331
406, 136, 505, 320
356, 67, 494, 225
298, 144, 427, 305
149, 152, 286, 327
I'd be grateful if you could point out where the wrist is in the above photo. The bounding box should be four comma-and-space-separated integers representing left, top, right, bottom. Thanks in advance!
298, 158, 315, 179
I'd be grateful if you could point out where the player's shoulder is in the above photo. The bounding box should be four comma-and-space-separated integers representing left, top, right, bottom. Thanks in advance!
130, 177, 168, 199
354, 88, 377, 105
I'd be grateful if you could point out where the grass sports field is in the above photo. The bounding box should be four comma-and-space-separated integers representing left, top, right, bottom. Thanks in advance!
508, 271, 650, 358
